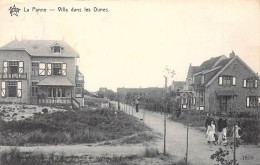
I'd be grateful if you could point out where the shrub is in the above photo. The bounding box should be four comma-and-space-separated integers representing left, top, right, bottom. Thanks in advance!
42, 108, 48, 114
144, 147, 159, 157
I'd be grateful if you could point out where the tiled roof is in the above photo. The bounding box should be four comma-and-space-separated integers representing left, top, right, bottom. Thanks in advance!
192, 55, 235, 86
197, 56, 222, 72
1, 40, 79, 58
37, 76, 74, 86
191, 66, 200, 74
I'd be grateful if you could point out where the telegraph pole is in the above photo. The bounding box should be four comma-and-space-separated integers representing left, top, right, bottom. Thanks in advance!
163, 76, 167, 155
162, 66, 175, 155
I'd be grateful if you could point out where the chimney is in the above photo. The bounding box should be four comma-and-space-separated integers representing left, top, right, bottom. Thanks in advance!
229, 50, 235, 58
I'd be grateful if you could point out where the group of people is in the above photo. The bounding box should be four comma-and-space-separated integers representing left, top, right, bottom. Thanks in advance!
205, 113, 241, 151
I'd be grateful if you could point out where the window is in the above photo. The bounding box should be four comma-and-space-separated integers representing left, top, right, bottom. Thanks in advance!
201, 75, 205, 84
53, 63, 62, 75
3, 61, 24, 78
219, 75, 236, 86
31, 62, 39, 76
243, 79, 258, 88
53, 46, 61, 53
246, 96, 258, 107
47, 87, 66, 98
32, 82, 38, 97
39, 63, 46, 76
1, 81, 22, 98
51, 63, 66, 76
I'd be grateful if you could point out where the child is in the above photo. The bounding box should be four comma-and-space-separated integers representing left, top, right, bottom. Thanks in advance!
231, 122, 242, 144
206, 120, 216, 151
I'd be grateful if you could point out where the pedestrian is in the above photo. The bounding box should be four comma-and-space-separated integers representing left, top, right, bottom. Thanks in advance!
205, 113, 214, 129
206, 120, 216, 151
205, 113, 215, 144
176, 108, 181, 118
231, 121, 242, 143
217, 113, 228, 145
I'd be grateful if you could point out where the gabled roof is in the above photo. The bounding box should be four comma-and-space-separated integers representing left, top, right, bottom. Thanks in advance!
0, 40, 79, 58
196, 56, 222, 73
192, 55, 234, 86
205, 56, 258, 87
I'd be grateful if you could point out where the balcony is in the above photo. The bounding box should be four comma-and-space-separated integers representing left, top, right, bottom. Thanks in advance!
0, 73, 27, 80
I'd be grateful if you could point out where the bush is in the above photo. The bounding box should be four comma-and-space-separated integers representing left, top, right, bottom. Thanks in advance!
144, 147, 159, 157
42, 108, 48, 114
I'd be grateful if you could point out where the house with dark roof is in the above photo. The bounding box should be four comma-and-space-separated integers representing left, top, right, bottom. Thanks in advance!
170, 80, 185, 93
0, 39, 84, 108
180, 51, 259, 114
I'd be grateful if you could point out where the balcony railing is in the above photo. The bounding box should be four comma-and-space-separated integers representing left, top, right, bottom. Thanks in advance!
0, 73, 27, 80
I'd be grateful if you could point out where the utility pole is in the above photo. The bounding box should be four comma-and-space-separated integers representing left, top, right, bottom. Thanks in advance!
162, 66, 175, 155
163, 76, 167, 155
185, 92, 192, 165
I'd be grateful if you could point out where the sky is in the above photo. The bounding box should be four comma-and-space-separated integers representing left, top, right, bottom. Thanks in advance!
0, 0, 259, 92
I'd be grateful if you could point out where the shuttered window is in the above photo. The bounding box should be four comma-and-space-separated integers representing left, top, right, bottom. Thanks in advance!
62, 63, 66, 75
47, 63, 52, 76
17, 81, 22, 98
1, 81, 5, 97
39, 63, 46, 76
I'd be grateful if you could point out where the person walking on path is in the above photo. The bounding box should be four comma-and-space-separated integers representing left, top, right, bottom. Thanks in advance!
205, 113, 215, 144
217, 113, 228, 145
231, 121, 242, 144
206, 120, 216, 151
205, 113, 214, 129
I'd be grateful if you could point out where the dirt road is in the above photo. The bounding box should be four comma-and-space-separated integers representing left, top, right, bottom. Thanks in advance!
120, 102, 260, 165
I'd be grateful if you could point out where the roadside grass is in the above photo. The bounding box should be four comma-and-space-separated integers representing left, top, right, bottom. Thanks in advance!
0, 109, 151, 145
0, 147, 187, 165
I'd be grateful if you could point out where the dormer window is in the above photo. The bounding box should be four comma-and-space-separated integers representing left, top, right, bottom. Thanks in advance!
53, 46, 61, 54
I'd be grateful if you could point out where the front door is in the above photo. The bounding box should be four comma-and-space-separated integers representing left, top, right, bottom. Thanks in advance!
220, 96, 229, 112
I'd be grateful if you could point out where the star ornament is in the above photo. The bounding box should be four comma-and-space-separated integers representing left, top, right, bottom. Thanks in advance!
9, 5, 21, 16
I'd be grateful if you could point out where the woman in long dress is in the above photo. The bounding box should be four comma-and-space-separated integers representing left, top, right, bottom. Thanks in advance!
206, 120, 216, 151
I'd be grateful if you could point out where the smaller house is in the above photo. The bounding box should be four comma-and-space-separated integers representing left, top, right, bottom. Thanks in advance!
180, 51, 259, 114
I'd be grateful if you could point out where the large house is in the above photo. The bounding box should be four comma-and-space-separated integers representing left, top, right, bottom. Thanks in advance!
180, 51, 259, 114
0, 39, 84, 108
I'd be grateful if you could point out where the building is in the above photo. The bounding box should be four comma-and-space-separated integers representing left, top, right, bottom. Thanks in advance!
0, 39, 84, 108
180, 51, 259, 114
170, 80, 185, 93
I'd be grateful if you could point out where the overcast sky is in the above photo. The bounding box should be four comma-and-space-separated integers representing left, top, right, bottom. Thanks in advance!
0, 0, 259, 92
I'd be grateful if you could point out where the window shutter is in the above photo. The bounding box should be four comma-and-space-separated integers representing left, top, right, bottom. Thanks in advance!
17, 81, 22, 98
47, 63, 52, 76
1, 81, 6, 97
232, 77, 236, 85
246, 97, 250, 107
39, 63, 46, 76
62, 63, 67, 75
3, 61, 8, 73
243, 79, 247, 87
218, 76, 223, 85
18, 61, 24, 74
255, 80, 258, 88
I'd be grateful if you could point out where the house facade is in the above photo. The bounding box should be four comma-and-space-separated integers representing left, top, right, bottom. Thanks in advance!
0, 40, 84, 108
180, 51, 259, 114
